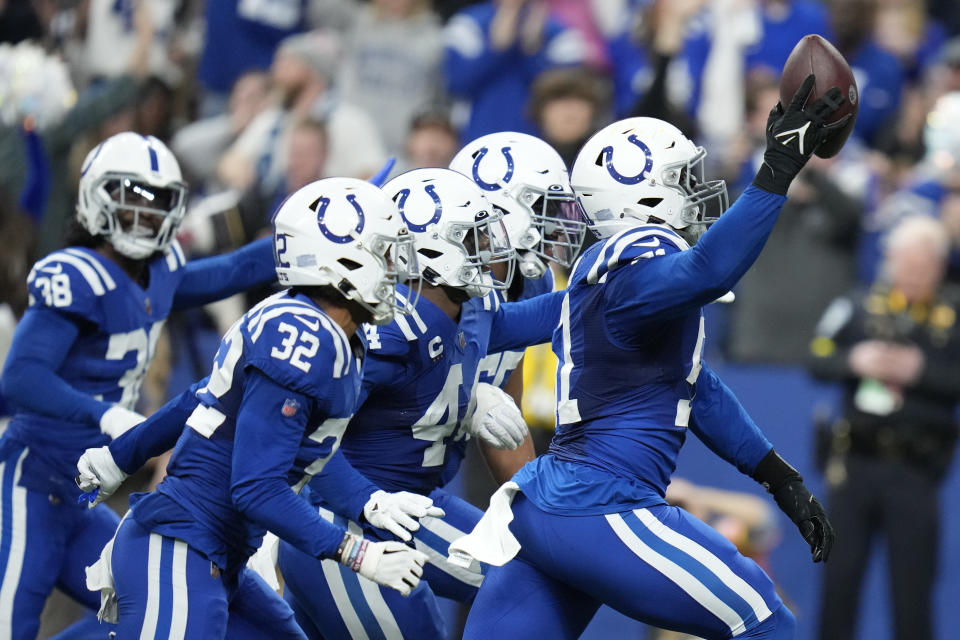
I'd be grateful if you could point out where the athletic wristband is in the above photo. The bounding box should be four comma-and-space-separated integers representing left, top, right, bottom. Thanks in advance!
336, 532, 369, 572
749, 449, 803, 494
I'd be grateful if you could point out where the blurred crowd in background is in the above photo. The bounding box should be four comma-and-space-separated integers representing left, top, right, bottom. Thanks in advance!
1, 0, 960, 638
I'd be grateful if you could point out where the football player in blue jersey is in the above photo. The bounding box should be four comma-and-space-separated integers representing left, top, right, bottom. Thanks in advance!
454, 79, 848, 639
450, 131, 587, 480
0, 131, 286, 640
275, 167, 565, 639
77, 177, 431, 639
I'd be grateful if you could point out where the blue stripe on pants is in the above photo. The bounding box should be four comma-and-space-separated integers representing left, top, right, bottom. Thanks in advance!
153, 536, 175, 640
0, 447, 23, 585
620, 510, 761, 629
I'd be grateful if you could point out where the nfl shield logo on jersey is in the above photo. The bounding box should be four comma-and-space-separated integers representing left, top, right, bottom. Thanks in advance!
281, 398, 300, 417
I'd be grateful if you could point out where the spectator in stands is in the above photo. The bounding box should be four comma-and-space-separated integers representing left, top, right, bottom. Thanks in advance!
443, 0, 586, 142
401, 111, 460, 172
859, 92, 960, 284
338, 0, 446, 157
217, 30, 387, 193
527, 67, 610, 168
606, 0, 707, 134
195, 0, 307, 117
827, 0, 905, 148
0, 8, 153, 258
238, 117, 328, 242
81, 0, 182, 87
171, 71, 270, 190
810, 215, 960, 640
744, 0, 832, 74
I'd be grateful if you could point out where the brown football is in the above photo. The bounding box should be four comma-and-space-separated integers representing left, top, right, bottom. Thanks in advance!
779, 34, 858, 158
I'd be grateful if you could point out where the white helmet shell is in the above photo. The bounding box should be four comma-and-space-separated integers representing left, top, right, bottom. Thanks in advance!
571, 117, 728, 241
450, 132, 585, 278
273, 177, 417, 325
382, 168, 514, 298
77, 132, 188, 259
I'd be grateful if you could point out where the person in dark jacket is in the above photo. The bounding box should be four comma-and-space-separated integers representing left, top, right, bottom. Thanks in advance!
810, 215, 960, 640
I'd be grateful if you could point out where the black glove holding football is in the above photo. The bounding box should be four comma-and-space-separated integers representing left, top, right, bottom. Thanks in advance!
753, 74, 851, 196
751, 448, 835, 563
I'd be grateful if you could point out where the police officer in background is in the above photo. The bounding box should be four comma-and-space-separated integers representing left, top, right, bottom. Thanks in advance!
810, 215, 960, 640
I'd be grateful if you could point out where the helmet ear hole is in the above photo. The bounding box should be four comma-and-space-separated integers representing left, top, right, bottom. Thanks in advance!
337, 257, 363, 271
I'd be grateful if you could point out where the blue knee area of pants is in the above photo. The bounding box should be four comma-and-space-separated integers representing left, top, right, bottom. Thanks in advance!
740, 604, 796, 639
112, 517, 230, 639
226, 568, 306, 640
0, 443, 121, 640
278, 526, 446, 639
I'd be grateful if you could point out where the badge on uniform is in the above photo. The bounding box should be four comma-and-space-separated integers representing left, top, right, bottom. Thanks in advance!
458, 331, 466, 349
282, 398, 300, 417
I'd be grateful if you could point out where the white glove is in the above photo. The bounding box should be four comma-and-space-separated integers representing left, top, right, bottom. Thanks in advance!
363, 490, 446, 542
99, 405, 146, 439
467, 383, 528, 450
76, 446, 128, 507
338, 533, 427, 596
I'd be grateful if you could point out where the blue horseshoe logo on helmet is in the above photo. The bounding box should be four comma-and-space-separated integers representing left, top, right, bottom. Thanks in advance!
395, 184, 443, 232
471, 146, 515, 191
314, 194, 365, 244
600, 134, 654, 185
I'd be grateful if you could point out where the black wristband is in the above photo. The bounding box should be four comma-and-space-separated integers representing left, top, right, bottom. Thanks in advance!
750, 449, 803, 494
752, 158, 793, 196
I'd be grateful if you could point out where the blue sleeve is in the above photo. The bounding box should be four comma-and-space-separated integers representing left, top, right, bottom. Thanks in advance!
0, 307, 109, 425
605, 185, 786, 332
688, 362, 772, 475
231, 369, 346, 559
172, 237, 276, 310
487, 290, 564, 352
308, 450, 380, 521
109, 380, 205, 474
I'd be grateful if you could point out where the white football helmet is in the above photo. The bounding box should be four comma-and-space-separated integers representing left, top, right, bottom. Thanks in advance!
571, 117, 728, 242
382, 168, 514, 298
450, 132, 585, 279
77, 132, 188, 260
273, 177, 418, 325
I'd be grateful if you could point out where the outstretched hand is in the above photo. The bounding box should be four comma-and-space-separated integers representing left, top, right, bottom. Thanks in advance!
754, 74, 851, 195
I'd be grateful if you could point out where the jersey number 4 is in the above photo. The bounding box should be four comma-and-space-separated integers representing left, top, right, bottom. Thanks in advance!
412, 363, 463, 467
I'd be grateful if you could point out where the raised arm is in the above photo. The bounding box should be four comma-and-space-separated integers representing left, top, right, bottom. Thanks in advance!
172, 236, 276, 310
604, 185, 787, 330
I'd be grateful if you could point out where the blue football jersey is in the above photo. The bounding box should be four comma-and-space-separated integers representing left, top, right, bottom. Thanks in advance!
548, 226, 704, 492
331, 288, 498, 496
511, 181, 790, 515
130, 290, 363, 572
476, 270, 555, 390
4, 243, 187, 493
